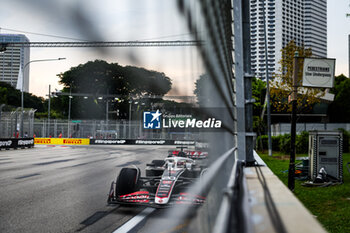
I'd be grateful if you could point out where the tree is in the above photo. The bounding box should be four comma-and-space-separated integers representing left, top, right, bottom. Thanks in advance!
194, 74, 211, 106
270, 40, 324, 113
55, 60, 172, 119
252, 77, 266, 116
328, 74, 350, 122
122, 66, 172, 97
58, 60, 171, 96
0, 81, 45, 112
252, 77, 266, 135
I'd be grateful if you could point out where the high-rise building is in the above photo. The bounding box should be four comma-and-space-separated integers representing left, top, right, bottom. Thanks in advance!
250, 0, 327, 79
304, 0, 327, 58
0, 34, 30, 92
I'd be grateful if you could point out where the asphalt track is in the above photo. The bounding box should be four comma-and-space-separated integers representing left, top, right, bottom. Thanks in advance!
0, 145, 176, 233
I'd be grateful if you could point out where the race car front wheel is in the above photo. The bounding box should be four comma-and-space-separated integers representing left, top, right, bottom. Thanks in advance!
115, 167, 141, 196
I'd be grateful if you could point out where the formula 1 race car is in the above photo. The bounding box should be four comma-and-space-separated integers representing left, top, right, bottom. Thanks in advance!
107, 157, 206, 208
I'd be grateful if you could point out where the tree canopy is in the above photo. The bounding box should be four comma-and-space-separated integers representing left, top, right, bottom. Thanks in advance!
58, 60, 171, 97
270, 40, 324, 113
0, 81, 45, 112
54, 60, 172, 119
252, 77, 266, 116
194, 74, 211, 106
328, 74, 350, 122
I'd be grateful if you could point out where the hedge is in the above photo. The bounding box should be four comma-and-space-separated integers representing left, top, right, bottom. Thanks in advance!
256, 129, 350, 154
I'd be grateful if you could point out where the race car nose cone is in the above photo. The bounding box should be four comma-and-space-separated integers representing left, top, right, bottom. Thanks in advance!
155, 196, 171, 204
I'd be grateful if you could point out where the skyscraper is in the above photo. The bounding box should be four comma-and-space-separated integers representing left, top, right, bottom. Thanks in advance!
250, 0, 327, 79
304, 0, 327, 58
0, 34, 30, 92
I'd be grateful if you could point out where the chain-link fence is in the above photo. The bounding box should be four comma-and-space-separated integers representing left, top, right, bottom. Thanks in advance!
0, 108, 36, 138
32, 119, 202, 140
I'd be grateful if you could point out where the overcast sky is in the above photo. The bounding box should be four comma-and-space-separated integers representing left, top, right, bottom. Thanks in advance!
0, 0, 349, 97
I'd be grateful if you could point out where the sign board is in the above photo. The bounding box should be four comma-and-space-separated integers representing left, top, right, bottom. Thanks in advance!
34, 138, 205, 146
34, 138, 90, 145
302, 58, 335, 88
0, 138, 34, 149
90, 139, 199, 145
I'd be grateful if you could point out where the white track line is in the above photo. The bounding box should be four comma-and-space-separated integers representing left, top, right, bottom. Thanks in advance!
112, 207, 155, 233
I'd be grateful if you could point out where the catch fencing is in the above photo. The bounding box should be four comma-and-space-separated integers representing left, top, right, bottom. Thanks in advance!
272, 123, 350, 136
0, 108, 36, 138
32, 119, 202, 140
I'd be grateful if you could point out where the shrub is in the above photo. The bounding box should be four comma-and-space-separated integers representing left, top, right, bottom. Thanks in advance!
257, 130, 349, 154
296, 131, 309, 154
279, 134, 291, 154
338, 128, 350, 153
257, 132, 309, 154
272, 136, 281, 151
256, 135, 268, 150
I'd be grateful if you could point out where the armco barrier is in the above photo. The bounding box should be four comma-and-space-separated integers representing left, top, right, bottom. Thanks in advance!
34, 138, 90, 145
90, 139, 199, 145
34, 138, 206, 146
0, 138, 34, 150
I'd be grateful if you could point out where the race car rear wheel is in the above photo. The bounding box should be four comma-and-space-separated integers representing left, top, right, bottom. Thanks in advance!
115, 167, 141, 196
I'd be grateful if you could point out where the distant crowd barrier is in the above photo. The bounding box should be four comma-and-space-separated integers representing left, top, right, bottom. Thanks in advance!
34, 138, 207, 146
0, 138, 34, 150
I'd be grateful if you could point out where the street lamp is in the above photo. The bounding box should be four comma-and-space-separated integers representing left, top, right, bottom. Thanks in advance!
48, 84, 51, 137
68, 93, 73, 138
20, 57, 66, 137
128, 100, 132, 139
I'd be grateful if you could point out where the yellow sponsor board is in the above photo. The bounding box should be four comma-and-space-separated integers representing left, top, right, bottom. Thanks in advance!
34, 138, 90, 145
34, 138, 52, 144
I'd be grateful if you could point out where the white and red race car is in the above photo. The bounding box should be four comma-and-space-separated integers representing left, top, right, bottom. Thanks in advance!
107, 157, 206, 208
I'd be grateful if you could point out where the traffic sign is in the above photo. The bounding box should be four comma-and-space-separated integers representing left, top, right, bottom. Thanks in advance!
302, 58, 335, 88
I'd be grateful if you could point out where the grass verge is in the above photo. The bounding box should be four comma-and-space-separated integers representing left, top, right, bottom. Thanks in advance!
258, 152, 350, 233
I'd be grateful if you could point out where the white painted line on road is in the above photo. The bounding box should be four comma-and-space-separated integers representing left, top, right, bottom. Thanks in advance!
112, 207, 155, 233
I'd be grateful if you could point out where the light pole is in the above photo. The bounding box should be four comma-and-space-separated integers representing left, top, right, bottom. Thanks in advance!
0, 104, 5, 138
288, 51, 299, 192
129, 100, 132, 139
261, 0, 272, 156
48, 84, 51, 137
68, 90, 72, 138
106, 98, 109, 124
20, 57, 66, 137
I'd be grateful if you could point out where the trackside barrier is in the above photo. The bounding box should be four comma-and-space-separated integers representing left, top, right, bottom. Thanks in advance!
0, 138, 34, 150
34, 138, 90, 145
90, 139, 207, 146
34, 138, 208, 146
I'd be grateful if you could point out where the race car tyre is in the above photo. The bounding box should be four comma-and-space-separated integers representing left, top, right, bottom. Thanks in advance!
115, 167, 141, 196
151, 160, 165, 167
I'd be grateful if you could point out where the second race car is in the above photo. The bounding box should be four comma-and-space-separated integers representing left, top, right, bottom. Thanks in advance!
107, 156, 206, 208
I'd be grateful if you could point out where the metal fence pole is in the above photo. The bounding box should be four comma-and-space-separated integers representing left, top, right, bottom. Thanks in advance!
234, 0, 246, 161
0, 104, 4, 138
